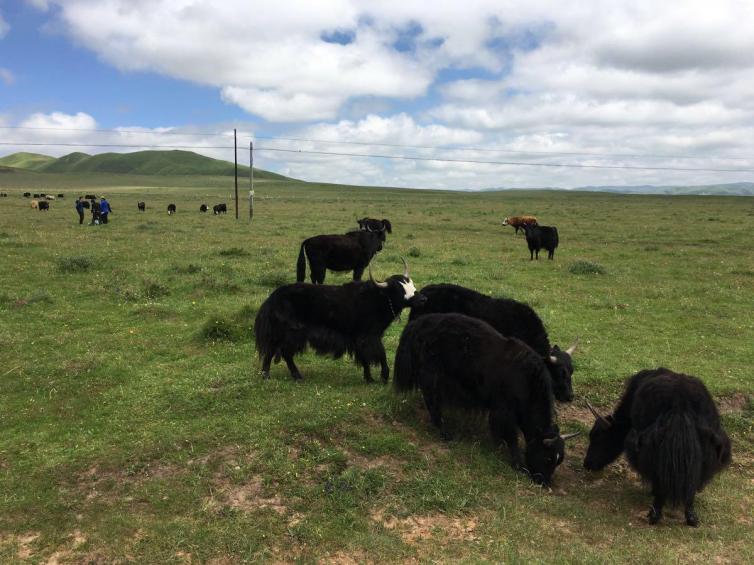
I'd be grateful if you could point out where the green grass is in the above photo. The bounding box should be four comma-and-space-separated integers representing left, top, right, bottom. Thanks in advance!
0, 173, 753, 563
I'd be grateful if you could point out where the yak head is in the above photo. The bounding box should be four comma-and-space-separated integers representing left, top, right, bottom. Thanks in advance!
545, 340, 578, 402
526, 426, 579, 486
358, 218, 392, 242
369, 258, 426, 309
582, 399, 622, 471
501, 217, 509, 226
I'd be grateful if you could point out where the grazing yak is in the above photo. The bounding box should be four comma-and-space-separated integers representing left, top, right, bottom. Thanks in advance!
394, 313, 579, 485
23, 192, 31, 198
256, 259, 426, 383
523, 224, 559, 260
213, 203, 228, 215
81, 200, 90, 209
583, 368, 731, 527
30, 199, 39, 209
57, 193, 65, 198
137, 201, 146, 212
167, 203, 177, 215
502, 215, 538, 235
296, 229, 384, 284
85, 194, 96, 200
200, 204, 208, 213
33, 193, 40, 198
409, 284, 577, 402
38, 201, 50, 211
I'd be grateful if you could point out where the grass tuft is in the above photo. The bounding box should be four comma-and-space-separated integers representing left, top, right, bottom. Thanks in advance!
218, 247, 249, 257
198, 304, 256, 342
568, 260, 606, 275
57, 255, 92, 273
407, 246, 421, 258
256, 270, 290, 287
142, 279, 170, 299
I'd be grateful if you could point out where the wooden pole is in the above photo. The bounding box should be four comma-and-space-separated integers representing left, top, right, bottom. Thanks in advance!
249, 140, 254, 224
234, 128, 239, 220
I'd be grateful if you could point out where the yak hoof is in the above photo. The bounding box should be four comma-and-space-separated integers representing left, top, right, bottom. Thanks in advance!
685, 510, 699, 527
262, 371, 271, 380
647, 506, 663, 525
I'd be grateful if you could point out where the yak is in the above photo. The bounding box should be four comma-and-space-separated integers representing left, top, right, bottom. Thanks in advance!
296, 229, 384, 284
394, 313, 578, 485
38, 201, 50, 211
409, 283, 577, 402
23, 192, 31, 198
199, 204, 208, 213
57, 193, 65, 198
583, 368, 731, 527
137, 201, 146, 212
502, 215, 538, 235
85, 194, 96, 200
213, 203, 228, 215
256, 259, 426, 383
167, 203, 177, 215
523, 224, 559, 260
357, 217, 392, 241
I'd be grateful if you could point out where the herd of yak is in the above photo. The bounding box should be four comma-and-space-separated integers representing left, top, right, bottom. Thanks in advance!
254, 215, 731, 527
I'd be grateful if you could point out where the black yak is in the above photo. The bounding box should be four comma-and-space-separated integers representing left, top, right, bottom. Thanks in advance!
523, 224, 559, 260
394, 313, 578, 485
85, 194, 96, 200
409, 283, 577, 402
57, 193, 65, 198
200, 204, 208, 213
357, 217, 392, 241
296, 230, 384, 284
213, 203, 227, 214
256, 259, 426, 383
137, 201, 146, 212
38, 200, 50, 211
23, 192, 31, 198
583, 368, 731, 526
167, 203, 177, 215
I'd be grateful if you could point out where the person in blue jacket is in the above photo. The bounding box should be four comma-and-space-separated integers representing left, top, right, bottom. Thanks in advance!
99, 196, 112, 224
75, 196, 86, 225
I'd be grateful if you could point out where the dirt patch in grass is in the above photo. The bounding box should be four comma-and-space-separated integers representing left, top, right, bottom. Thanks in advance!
718, 393, 752, 414
2, 532, 40, 560
370, 507, 481, 545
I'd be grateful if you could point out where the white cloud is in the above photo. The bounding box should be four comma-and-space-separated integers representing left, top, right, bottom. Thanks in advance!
0, 12, 10, 38
0, 68, 14, 85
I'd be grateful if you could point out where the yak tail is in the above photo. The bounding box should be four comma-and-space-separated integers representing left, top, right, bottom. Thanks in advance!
393, 326, 418, 393
654, 412, 702, 506
253, 300, 274, 360
296, 242, 307, 282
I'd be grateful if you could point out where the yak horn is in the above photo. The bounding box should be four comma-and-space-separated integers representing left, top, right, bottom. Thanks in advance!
560, 432, 580, 441
565, 337, 580, 356
401, 256, 409, 278
368, 265, 389, 288
584, 398, 610, 425
549, 355, 558, 364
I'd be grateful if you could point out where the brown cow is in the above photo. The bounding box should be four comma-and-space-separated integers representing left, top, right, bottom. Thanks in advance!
502, 215, 538, 235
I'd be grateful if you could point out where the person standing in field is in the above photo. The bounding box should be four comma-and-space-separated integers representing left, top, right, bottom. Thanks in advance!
75, 196, 86, 225
99, 196, 112, 224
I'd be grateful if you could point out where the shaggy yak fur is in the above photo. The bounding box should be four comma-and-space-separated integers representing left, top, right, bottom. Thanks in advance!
255, 272, 426, 382
522, 224, 559, 260
296, 230, 384, 284
199, 204, 208, 213
394, 313, 578, 485
408, 283, 576, 402
213, 203, 228, 214
583, 368, 731, 527
502, 215, 538, 235
167, 203, 177, 215
357, 217, 392, 241
137, 201, 146, 212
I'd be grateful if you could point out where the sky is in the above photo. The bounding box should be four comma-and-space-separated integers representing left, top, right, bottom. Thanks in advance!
1, 0, 754, 189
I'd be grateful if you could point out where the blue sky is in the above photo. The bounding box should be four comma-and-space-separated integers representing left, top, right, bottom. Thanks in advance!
1, 1, 753, 189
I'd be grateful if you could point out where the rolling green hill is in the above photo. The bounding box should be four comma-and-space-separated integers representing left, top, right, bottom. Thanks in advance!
0, 150, 293, 180
0, 151, 56, 170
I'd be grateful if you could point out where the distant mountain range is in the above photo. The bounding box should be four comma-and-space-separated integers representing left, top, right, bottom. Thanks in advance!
0, 150, 292, 180
478, 182, 754, 195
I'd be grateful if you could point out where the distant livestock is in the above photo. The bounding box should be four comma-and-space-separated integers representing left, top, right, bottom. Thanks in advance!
23, 192, 31, 198
584, 368, 731, 527
0, 192, 7, 197
85, 194, 97, 200
296, 230, 384, 284
57, 193, 65, 198
255, 259, 426, 383
213, 203, 227, 215
33, 194, 40, 198
394, 313, 578, 485
31, 199, 39, 209
167, 203, 177, 215
199, 204, 208, 213
502, 215, 538, 235
40, 193, 46, 197
38, 201, 49, 211
81, 200, 90, 209
137, 201, 146, 212
523, 224, 559, 260
358, 217, 392, 241
45, 195, 55, 200
409, 283, 577, 402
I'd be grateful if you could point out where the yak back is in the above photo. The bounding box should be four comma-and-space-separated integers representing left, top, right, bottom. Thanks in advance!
306, 231, 383, 272
398, 313, 555, 424
408, 284, 551, 357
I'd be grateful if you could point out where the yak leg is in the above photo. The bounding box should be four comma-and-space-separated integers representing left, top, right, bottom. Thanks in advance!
352, 265, 365, 281
422, 386, 450, 441
311, 265, 326, 284
261, 352, 273, 380
684, 496, 699, 527
529, 248, 534, 261
354, 339, 375, 383
378, 346, 389, 383
281, 352, 303, 381
647, 491, 665, 525
489, 407, 524, 471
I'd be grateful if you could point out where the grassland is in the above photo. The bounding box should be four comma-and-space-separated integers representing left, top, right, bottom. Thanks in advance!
0, 170, 753, 563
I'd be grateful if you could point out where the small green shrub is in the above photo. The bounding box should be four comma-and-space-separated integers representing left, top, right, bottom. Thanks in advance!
57, 256, 92, 273
568, 260, 606, 275
198, 304, 256, 342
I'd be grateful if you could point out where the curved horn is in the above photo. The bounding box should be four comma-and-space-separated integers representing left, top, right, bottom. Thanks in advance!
400, 256, 409, 278
368, 265, 389, 288
584, 398, 610, 426
549, 355, 558, 364
560, 432, 580, 441
566, 337, 580, 356
542, 437, 558, 446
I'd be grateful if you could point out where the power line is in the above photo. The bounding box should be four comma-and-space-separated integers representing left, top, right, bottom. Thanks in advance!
0, 125, 235, 137
255, 146, 754, 174
0, 141, 235, 150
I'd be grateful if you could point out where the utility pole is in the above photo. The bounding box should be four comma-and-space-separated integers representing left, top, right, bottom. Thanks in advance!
234, 128, 239, 220
249, 140, 254, 223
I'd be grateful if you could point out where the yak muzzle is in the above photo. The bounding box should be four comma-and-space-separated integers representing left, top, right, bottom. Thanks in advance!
407, 293, 427, 307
